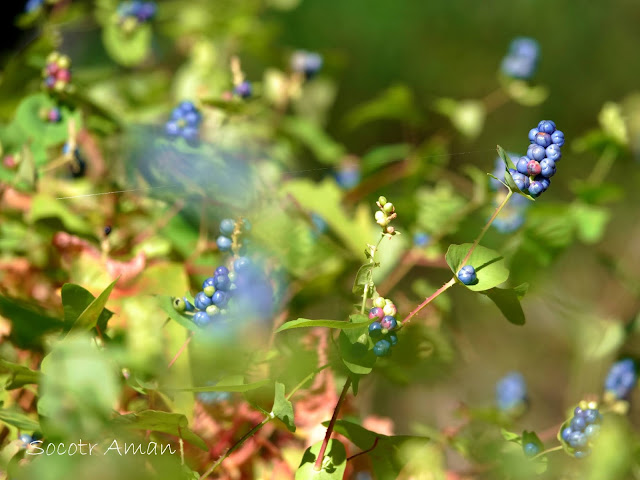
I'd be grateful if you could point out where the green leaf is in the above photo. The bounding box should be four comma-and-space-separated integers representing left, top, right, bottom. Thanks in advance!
13, 144, 36, 191
67, 279, 118, 333
13, 93, 82, 147
571, 202, 610, 244
445, 243, 509, 292
484, 284, 528, 326
102, 22, 152, 67
435, 98, 485, 139
0, 294, 63, 348
28, 194, 93, 234
112, 410, 207, 451
272, 382, 295, 432
502, 79, 549, 106
158, 295, 199, 332
330, 420, 431, 479
61, 283, 114, 332
345, 84, 423, 130
295, 439, 347, 479
0, 360, 40, 390
501, 428, 521, 443
164, 378, 270, 393
352, 263, 375, 295
280, 116, 345, 165
361, 143, 411, 174
277, 318, 366, 333
0, 406, 40, 431
497, 145, 536, 201
338, 329, 376, 375
521, 430, 543, 454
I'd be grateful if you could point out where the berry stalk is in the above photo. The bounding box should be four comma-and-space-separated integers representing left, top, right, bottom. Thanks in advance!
313, 377, 352, 471
402, 276, 456, 324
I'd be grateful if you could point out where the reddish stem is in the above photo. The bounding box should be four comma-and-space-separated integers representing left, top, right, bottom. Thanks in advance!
314, 378, 352, 471
168, 332, 194, 369
402, 277, 456, 324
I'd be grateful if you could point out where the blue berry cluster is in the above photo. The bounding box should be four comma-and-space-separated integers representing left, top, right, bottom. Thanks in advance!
367, 297, 399, 357
174, 256, 272, 327
216, 218, 251, 253
604, 358, 637, 400
500, 37, 540, 80
510, 120, 564, 198
117, 1, 157, 23
291, 50, 323, 79
165, 101, 202, 143
496, 372, 528, 412
457, 265, 477, 285
560, 402, 602, 459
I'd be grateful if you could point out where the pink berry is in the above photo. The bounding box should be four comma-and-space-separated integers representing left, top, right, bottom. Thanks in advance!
3, 156, 16, 168
46, 63, 59, 75
368, 307, 384, 320
56, 69, 71, 82
527, 160, 541, 176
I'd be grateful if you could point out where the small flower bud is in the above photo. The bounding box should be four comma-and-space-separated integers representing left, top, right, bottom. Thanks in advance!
378, 196, 387, 206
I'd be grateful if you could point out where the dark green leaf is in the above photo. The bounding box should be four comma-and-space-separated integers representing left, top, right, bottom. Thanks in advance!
361, 143, 411, 174
295, 439, 347, 479
67, 279, 118, 333
113, 410, 207, 451
0, 360, 40, 390
338, 329, 376, 375
445, 243, 509, 292
280, 116, 345, 165
272, 382, 295, 432
522, 430, 543, 453
61, 283, 114, 333
158, 295, 199, 332
345, 85, 423, 130
497, 145, 536, 201
0, 406, 40, 431
102, 23, 152, 67
0, 294, 63, 348
352, 263, 375, 295
484, 285, 528, 326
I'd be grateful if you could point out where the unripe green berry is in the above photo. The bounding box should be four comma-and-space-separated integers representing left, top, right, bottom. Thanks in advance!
383, 303, 397, 316
57, 55, 71, 69
373, 297, 386, 309
220, 309, 228, 315
228, 272, 236, 282
378, 196, 387, 206
381, 328, 388, 335
374, 211, 385, 223
203, 286, 215, 297
206, 305, 220, 316
172, 297, 186, 312
383, 202, 394, 213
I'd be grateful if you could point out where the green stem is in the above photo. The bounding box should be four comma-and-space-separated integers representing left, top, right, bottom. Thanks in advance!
199, 416, 271, 479
361, 234, 385, 313
531, 444, 564, 460
286, 364, 329, 401
313, 378, 352, 471
460, 189, 513, 266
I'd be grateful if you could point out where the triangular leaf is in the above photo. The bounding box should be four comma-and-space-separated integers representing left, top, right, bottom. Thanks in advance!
61, 283, 113, 332
295, 439, 347, 479
272, 382, 296, 432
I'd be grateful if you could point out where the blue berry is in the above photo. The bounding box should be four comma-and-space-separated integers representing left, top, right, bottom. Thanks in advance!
457, 265, 477, 285
216, 235, 232, 252
539, 158, 556, 178
516, 156, 530, 175
368, 322, 383, 338
527, 144, 546, 161
194, 292, 213, 310
569, 431, 587, 448
291, 50, 324, 79
203, 277, 216, 289
165, 101, 202, 142
537, 120, 556, 134
373, 339, 391, 357
545, 144, 562, 162
511, 172, 530, 191
561, 427, 572, 442
234, 256, 252, 273
413, 232, 430, 247
535, 176, 550, 192
523, 442, 540, 457
584, 409, 599, 425
584, 424, 600, 437
335, 161, 361, 189
19, 434, 32, 445
528, 181, 544, 196
574, 406, 584, 417
571, 416, 586, 432
26, 0, 44, 12
215, 266, 229, 276
193, 311, 211, 327
496, 372, 527, 411
534, 132, 552, 148
604, 358, 637, 400
574, 449, 590, 459
501, 37, 539, 80
551, 130, 565, 147
528, 128, 539, 143
214, 274, 231, 291
234, 81, 252, 99
212, 290, 228, 307
380, 316, 397, 331
220, 218, 235, 236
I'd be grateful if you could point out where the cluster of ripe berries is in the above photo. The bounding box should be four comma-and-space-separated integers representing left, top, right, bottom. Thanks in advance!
374, 196, 398, 236
173, 257, 253, 326
117, 1, 157, 28
500, 37, 540, 81
560, 402, 602, 459
165, 101, 202, 143
217, 218, 251, 253
39, 106, 61, 123
510, 120, 564, 198
42, 52, 72, 93
367, 298, 399, 357
604, 358, 637, 401
290, 50, 323, 79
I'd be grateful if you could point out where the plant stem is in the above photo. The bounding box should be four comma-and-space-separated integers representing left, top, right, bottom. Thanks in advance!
403, 277, 456, 324
314, 377, 352, 471
460, 189, 513, 266
199, 416, 271, 479
531, 444, 564, 460
361, 234, 385, 313
286, 364, 329, 401
347, 437, 379, 461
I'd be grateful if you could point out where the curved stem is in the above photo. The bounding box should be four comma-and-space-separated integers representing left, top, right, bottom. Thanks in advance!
347, 437, 379, 461
460, 189, 513, 266
402, 277, 456, 324
531, 444, 563, 460
314, 378, 352, 471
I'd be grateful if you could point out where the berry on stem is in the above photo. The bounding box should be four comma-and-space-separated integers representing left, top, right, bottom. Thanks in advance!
457, 265, 477, 285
